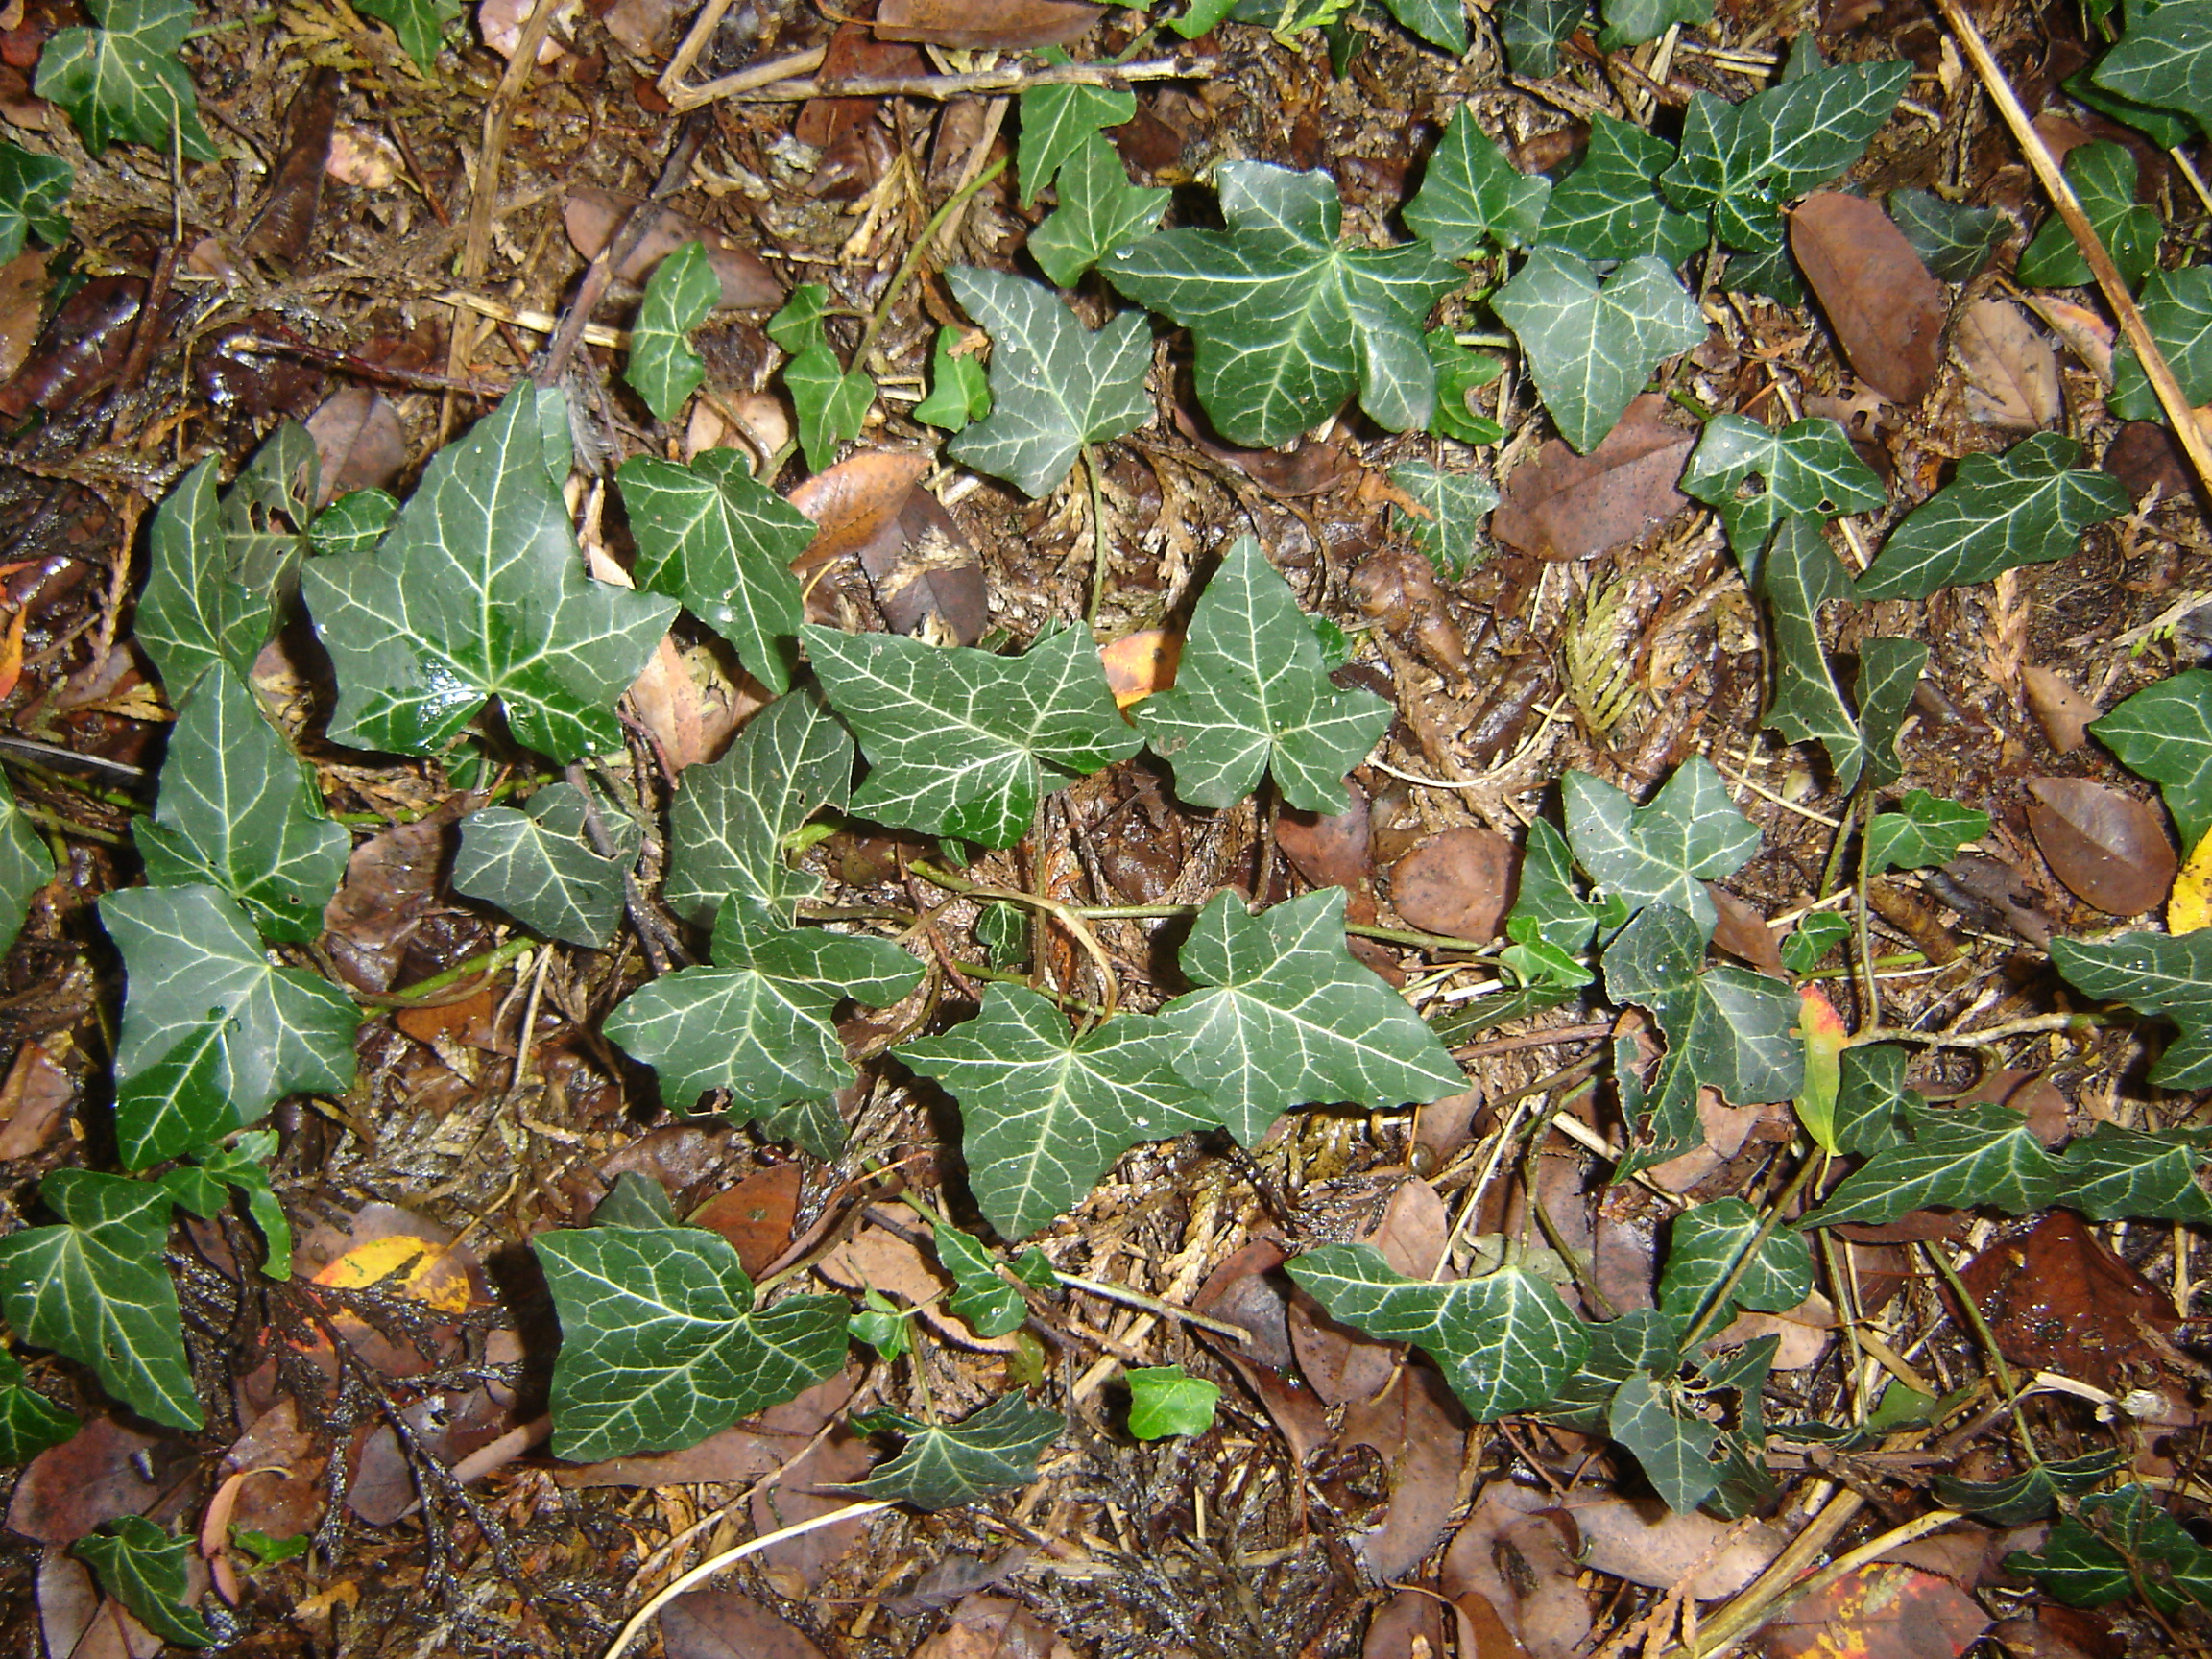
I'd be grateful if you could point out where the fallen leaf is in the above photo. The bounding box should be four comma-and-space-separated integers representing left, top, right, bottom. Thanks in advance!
1954, 298, 2059, 431
816, 1225, 1022, 1351
1193, 1239, 1332, 1463
795, 25, 926, 149
2025, 776, 2176, 916
747, 1424, 877, 1592
1172, 403, 1356, 495
1949, 1067, 2070, 1148
889, 1550, 1034, 1616
788, 448, 932, 566
2028, 294, 2115, 383
1364, 1588, 1451, 1659
1704, 1289, 1837, 1370
0, 246, 49, 385
911, 1593, 1078, 1659
873, 0, 1101, 49
306, 387, 408, 507
391, 982, 501, 1048
320, 805, 467, 993
602, 0, 677, 57
1388, 827, 1517, 941
12, 1415, 194, 1544
1755, 1563, 1989, 1659
563, 188, 781, 309
2172, 830, 2212, 934
1791, 192, 1948, 407
0, 1037, 71, 1158
1334, 1363, 1467, 1581
858, 488, 988, 644
1491, 394, 1693, 562
686, 1164, 803, 1277
1570, 1496, 1785, 1599
627, 636, 770, 775
1099, 628, 1179, 707
243, 68, 338, 265
2104, 421, 2191, 504
1955, 1210, 2179, 1393
0, 275, 143, 418
1277, 781, 1370, 893
1706, 884, 1784, 976
480, 0, 576, 61
1442, 1487, 1591, 1659
661, 1590, 830, 1659
2021, 664, 2096, 755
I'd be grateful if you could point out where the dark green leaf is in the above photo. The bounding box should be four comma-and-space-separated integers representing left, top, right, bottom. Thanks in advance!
0, 772, 50, 962
1499, 0, 1584, 76
2011, 1484, 2212, 1613
2067, 62, 2197, 148
2015, 141, 2160, 289
1563, 757, 1762, 935
2092, 669, 2212, 846
1027, 133, 1169, 290
1535, 112, 1705, 266
1780, 910, 1851, 974
2109, 264, 2212, 422
933, 1224, 1027, 1337
186, 1134, 291, 1278
1855, 637, 1928, 789
1405, 105, 1551, 255
0, 143, 70, 261
768, 284, 830, 354
1541, 1308, 1679, 1430
786, 344, 872, 471
34, 0, 216, 158
1864, 788, 1989, 875
1936, 1449, 2127, 1527
0, 1349, 75, 1464
1887, 187, 2005, 284
2053, 928, 2212, 1089
1390, 461, 1498, 579
1493, 247, 1706, 453
1681, 414, 1885, 565
1018, 53, 1134, 207
1375, 0, 1464, 53
975, 902, 1029, 969
1608, 1374, 1722, 1511
1597, 0, 1709, 51
1716, 238, 1805, 305
2094, 0, 2212, 141
353, 0, 460, 70
666, 686, 853, 926
2055, 1122, 2212, 1221
1806, 1101, 2062, 1225
1760, 516, 1866, 791
141, 438, 310, 697
75, 1517, 211, 1647
1829, 1042, 1911, 1156
1657, 1196, 1813, 1322
913, 325, 992, 433
1126, 1365, 1219, 1439
310, 489, 398, 557
595, 1170, 678, 1228
854, 1392, 1063, 1509
1425, 329, 1505, 444
453, 781, 634, 949
1506, 815, 1605, 962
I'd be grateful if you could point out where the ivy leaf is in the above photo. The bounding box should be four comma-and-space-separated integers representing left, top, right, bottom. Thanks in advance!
34, 0, 216, 158
101, 885, 361, 1168
352, 0, 460, 70
302, 387, 678, 762
944, 267, 1151, 495
1657, 1196, 1813, 1323
2009, 1485, 2212, 1614
2053, 1122, 2212, 1223
2095, 670, 2212, 846
0, 773, 49, 963
140, 449, 299, 698
933, 1225, 1028, 1337
1936, 1449, 2128, 1527
1018, 52, 1134, 206
1597, 0, 1710, 51
1375, 0, 1465, 53
1563, 757, 1762, 935
1856, 637, 1929, 790
2109, 265, 2212, 422
1759, 516, 1866, 792
768, 284, 830, 354
534, 1223, 850, 1461
1830, 1042, 1912, 1156
1126, 1365, 1220, 1439
1027, 133, 1169, 290
603, 902, 924, 1158
615, 450, 811, 694
1286, 1243, 1589, 1419
2052, 929, 2212, 1089
1493, 247, 1706, 453
1865, 789, 1989, 875
665, 686, 853, 927
177, 1134, 292, 1280
1542, 1309, 1679, 1430
897, 987, 1214, 1240
1681, 414, 1886, 565
1425, 329, 1505, 445
1806, 1101, 2062, 1226
1603, 903, 1804, 1170
1536, 112, 1705, 266
2093, 0, 2212, 139
133, 661, 349, 944
913, 326, 992, 433
2015, 140, 2161, 289
0, 1349, 75, 1465
1100, 162, 1461, 446
805, 621, 1138, 849
453, 782, 635, 950
1659, 61, 1912, 252
310, 489, 398, 557
786, 345, 872, 471
1405, 105, 1551, 256
1160, 887, 1465, 1145
594, 1169, 678, 1228
1500, 0, 1584, 75
0, 143, 70, 261
1135, 538, 1390, 812
1608, 1375, 1722, 1512
0, 1170, 199, 1429
1887, 187, 2005, 284
1391, 461, 1499, 580
219, 421, 318, 605
854, 1392, 1063, 1510
74, 1517, 211, 1647
1853, 432, 2131, 602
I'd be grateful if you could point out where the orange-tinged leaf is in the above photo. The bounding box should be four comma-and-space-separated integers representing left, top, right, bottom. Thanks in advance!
0, 605, 29, 702
1796, 985, 1847, 1153
313, 1234, 473, 1315
1100, 629, 1180, 708
2173, 830, 2212, 934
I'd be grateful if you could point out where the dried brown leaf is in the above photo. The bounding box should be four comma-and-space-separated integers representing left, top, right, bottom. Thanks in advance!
1491, 394, 1693, 562
686, 1164, 803, 1278
661, 1591, 830, 1659
0, 1037, 71, 1159
1755, 1563, 1989, 1659
1790, 192, 1947, 406
306, 387, 408, 507
0, 245, 48, 385
1706, 884, 1784, 976
562, 188, 782, 309
1335, 1364, 1466, 1581
1955, 1210, 2178, 1393
1955, 298, 2059, 431
1571, 1497, 1784, 1599
1389, 827, 1517, 942
2025, 776, 2176, 916
1442, 1490, 1590, 1659
1276, 779, 1370, 892
873, 0, 1101, 49
9, 1416, 191, 1544
2021, 664, 2097, 756
1364, 1588, 1451, 1659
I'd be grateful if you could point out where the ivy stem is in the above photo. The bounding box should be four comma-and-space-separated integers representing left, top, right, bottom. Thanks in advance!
852, 156, 1010, 376
1847, 1011, 2102, 1049
908, 857, 1121, 1020
1852, 791, 1881, 1030
349, 936, 538, 1007
1084, 445, 1109, 625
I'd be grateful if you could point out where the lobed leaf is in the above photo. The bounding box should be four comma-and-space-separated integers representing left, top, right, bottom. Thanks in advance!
1018, 53, 1135, 207
1608, 1374, 1722, 1511
1864, 789, 1989, 875
0, 1347, 76, 1464
1806, 1101, 2062, 1225
1657, 1197, 1813, 1323
854, 1392, 1064, 1510
2109, 265, 2212, 423
1681, 414, 1885, 566
75, 1516, 211, 1647
1535, 111, 1704, 266
1493, 247, 1706, 453
1563, 757, 1761, 935
34, 0, 217, 158
0, 143, 71, 262
1026, 132, 1169, 290
2015, 141, 2161, 290
1405, 105, 1551, 256
353, 0, 461, 70
2052, 928, 2212, 1090
2092, 0, 2212, 139
453, 781, 635, 950
1390, 461, 1499, 579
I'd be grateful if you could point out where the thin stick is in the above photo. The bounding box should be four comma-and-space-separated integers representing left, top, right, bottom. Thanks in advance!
668, 55, 1206, 110
1850, 1011, 2096, 1049
1671, 1507, 1966, 1658
1932, 0, 2212, 501
1055, 1272, 1250, 1341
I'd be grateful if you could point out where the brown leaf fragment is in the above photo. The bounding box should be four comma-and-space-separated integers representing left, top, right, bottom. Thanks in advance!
0, 274, 142, 418
816, 1224, 1022, 1350
2021, 664, 2097, 755
38, 1548, 163, 1659
911, 1594, 1079, 1659
1490, 394, 1693, 562
562, 188, 782, 309
1950, 1066, 2070, 1147
1754, 1563, 1989, 1659
306, 387, 408, 507
1790, 192, 1947, 406
1334, 1364, 1467, 1581
0, 245, 49, 386
874, 0, 1101, 49
661, 1591, 830, 1659
320, 805, 467, 993
1442, 1489, 1590, 1659
1277, 778, 1370, 892
601, 0, 677, 57
1364, 1588, 1450, 1659
2104, 421, 2191, 504
788, 448, 933, 566
686, 1163, 803, 1277
0, 1037, 72, 1158
1571, 1497, 1785, 1599
1388, 827, 1517, 942
1193, 1239, 1332, 1463
243, 68, 338, 266
1172, 403, 1356, 495
11, 1416, 197, 1543
2025, 776, 2176, 916
858, 488, 988, 644
1923, 853, 2056, 948
1705, 884, 1783, 975
1954, 298, 2059, 431
796, 25, 926, 148
1958, 1211, 2179, 1392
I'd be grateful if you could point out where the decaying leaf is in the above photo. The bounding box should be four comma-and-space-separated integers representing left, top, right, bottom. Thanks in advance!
2025, 776, 2176, 917
1491, 394, 1695, 562
1790, 191, 1947, 407
1955, 298, 2060, 431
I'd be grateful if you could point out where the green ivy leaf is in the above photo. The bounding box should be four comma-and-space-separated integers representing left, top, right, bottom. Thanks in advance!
75, 1516, 211, 1647
1493, 247, 1706, 454
1864, 789, 1989, 875
1657, 1196, 1813, 1323
1500, 0, 1584, 75
1597, 0, 1709, 52
177, 1134, 292, 1280
453, 781, 635, 950
1161, 887, 1465, 1145
1536, 112, 1704, 266
101, 885, 360, 1169
535, 1223, 850, 1461
603, 902, 924, 1157
1780, 911, 1851, 975
1126, 1364, 1220, 1439
0, 1170, 199, 1429
0, 143, 70, 261
805, 621, 1139, 849
2093, 0, 2212, 139
1405, 105, 1551, 256
302, 387, 677, 761
2010, 1484, 2212, 1613
1806, 1101, 2062, 1226
1101, 162, 1460, 446
2053, 1122, 2212, 1223
1936, 1449, 2127, 1527
1854, 432, 2131, 602
933, 1224, 1028, 1337
616, 450, 813, 693
2015, 141, 2161, 289
0, 1348, 75, 1464
134, 661, 349, 945
944, 267, 1151, 495
594, 1170, 678, 1228
854, 1392, 1063, 1509
626, 241, 717, 421
1134, 537, 1391, 813
310, 489, 398, 557
1607, 1374, 1722, 1511
1759, 516, 1867, 792
0, 772, 50, 963
913, 326, 992, 433
1541, 1308, 1678, 1430
1887, 187, 2005, 284
1856, 637, 1928, 789
1375, 0, 1465, 52
665, 687, 853, 927
1506, 816, 1609, 967
2109, 265, 2212, 422
1286, 1242, 1589, 1419
1682, 414, 1885, 566
1018, 52, 1135, 207
2092, 670, 2212, 846
2053, 929, 2212, 1089
1828, 1042, 1911, 1156
352, 0, 460, 70
1564, 757, 1762, 935
786, 344, 873, 471
1425, 329, 1505, 445
1659, 60, 1911, 252
1027, 133, 1169, 289
140, 439, 312, 698
1390, 461, 1498, 579
897, 987, 1214, 1239
768, 284, 830, 355
34, 0, 217, 158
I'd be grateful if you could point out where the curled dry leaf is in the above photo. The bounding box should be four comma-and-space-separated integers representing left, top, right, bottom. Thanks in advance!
1491, 394, 1694, 562
860, 489, 989, 645
873, 0, 1102, 49
243, 68, 338, 266
1171, 403, 1356, 496
1790, 192, 1947, 407
563, 188, 782, 309
306, 388, 408, 507
788, 448, 932, 565
1955, 299, 2060, 432
2021, 664, 2097, 755
1099, 628, 1180, 707
1925, 853, 2057, 949
1572, 1496, 1786, 1599
2029, 294, 2116, 383
1348, 544, 1470, 681
1706, 883, 1784, 976
2025, 776, 2176, 917
0, 275, 144, 418
1442, 1487, 1591, 1659
1388, 827, 1517, 942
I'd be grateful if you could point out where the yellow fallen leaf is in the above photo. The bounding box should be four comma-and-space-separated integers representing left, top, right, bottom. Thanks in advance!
1099, 629, 1180, 709
2171, 830, 2212, 933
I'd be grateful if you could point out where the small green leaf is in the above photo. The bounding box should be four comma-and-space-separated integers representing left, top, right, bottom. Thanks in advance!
1493, 247, 1706, 453
2053, 929, 2212, 1090
934, 1224, 1028, 1338
453, 781, 634, 950
852, 1287, 912, 1358
0, 143, 70, 261
535, 1223, 850, 1461
1536, 112, 1704, 266
134, 661, 349, 944
1424, 329, 1505, 445
854, 1392, 1063, 1510
0, 1348, 76, 1465
1657, 1197, 1813, 1323
2109, 264, 2212, 422
1134, 538, 1391, 813
1541, 1308, 1679, 1430
785, 343, 873, 472
913, 326, 993, 433
1506, 816, 1606, 966
1101, 162, 1461, 446
1806, 1101, 2062, 1225
1500, 0, 1584, 75
616, 449, 813, 693
0, 1170, 199, 1429
2093, 670, 2212, 846
1597, 0, 1709, 51
1375, 0, 1465, 52
1759, 516, 1867, 792
1127, 1365, 1219, 1439
35, 0, 217, 158
666, 686, 853, 927
975, 902, 1029, 968
1681, 414, 1885, 567
1608, 1374, 1721, 1511
1864, 789, 1989, 875
1027, 132, 1169, 290
352, 0, 460, 70
309, 489, 398, 557
1853, 432, 2131, 602
805, 621, 1140, 849
1390, 461, 1498, 579
0, 772, 51, 963
2015, 141, 2161, 289
2010, 1484, 2212, 1613
229, 1527, 310, 1568
1563, 757, 1762, 935
1018, 52, 1135, 207
75, 1517, 211, 1647
1936, 1449, 2127, 1527
186, 1135, 292, 1279
302, 387, 679, 762
1406, 105, 1551, 255
2093, 0, 2212, 139
1886, 187, 2005, 284
1855, 637, 1928, 789
944, 267, 1152, 495
1287, 1242, 1589, 1419
1161, 888, 1465, 1146
2053, 1123, 2212, 1223
595, 1170, 678, 1228
1780, 911, 1851, 974
768, 284, 830, 354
